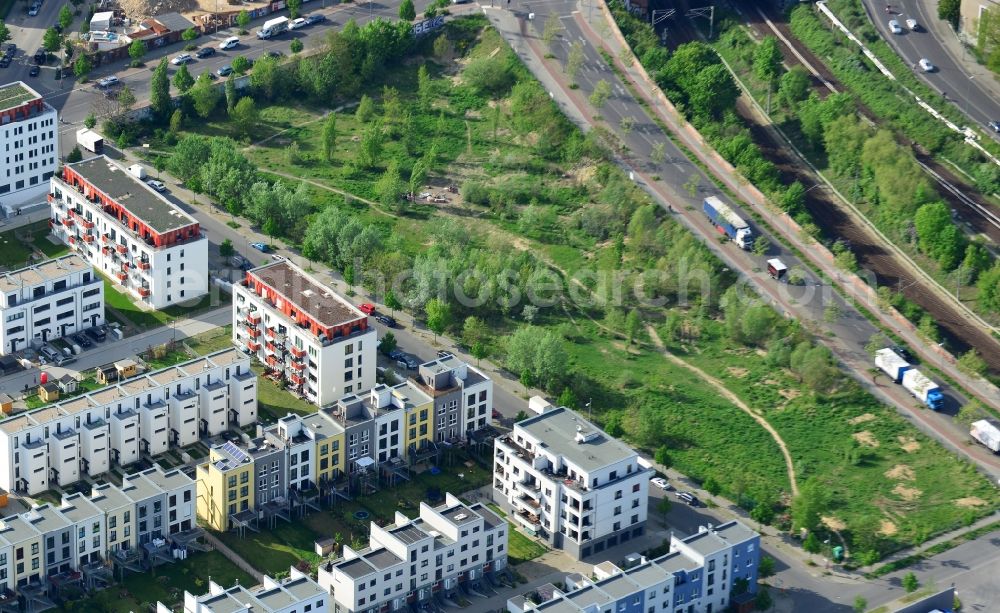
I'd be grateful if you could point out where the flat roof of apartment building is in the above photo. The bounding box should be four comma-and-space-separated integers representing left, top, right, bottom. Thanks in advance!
517, 407, 636, 473
0, 82, 40, 112
0, 254, 92, 294
67, 156, 198, 234
249, 260, 364, 329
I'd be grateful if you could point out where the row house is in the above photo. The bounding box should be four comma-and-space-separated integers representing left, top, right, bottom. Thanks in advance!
0, 348, 254, 495
0, 254, 104, 354
171, 566, 327, 613
49, 155, 208, 309
493, 398, 654, 560
232, 260, 376, 407
507, 521, 761, 613
318, 493, 507, 613
413, 356, 492, 444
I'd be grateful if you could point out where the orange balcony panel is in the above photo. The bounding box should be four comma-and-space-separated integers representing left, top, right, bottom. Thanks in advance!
83, 235, 95, 243
101, 235, 110, 243
247, 327, 260, 338
247, 341, 261, 352
47, 193, 55, 203
247, 313, 262, 325
138, 261, 150, 270
266, 327, 277, 338
80, 219, 94, 229
265, 342, 277, 354
62, 217, 74, 227
101, 247, 110, 256
289, 373, 304, 386
266, 354, 279, 367
68, 236, 76, 245
121, 263, 130, 271
138, 287, 150, 297
115, 272, 127, 282
290, 360, 305, 371
116, 244, 127, 254
290, 346, 306, 359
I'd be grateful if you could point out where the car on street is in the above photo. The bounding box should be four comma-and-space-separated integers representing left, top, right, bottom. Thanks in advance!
265, 50, 282, 59
436, 350, 452, 358
0, 56, 11, 68
146, 179, 166, 192
650, 477, 672, 490
677, 491, 700, 506
85, 327, 107, 343
28, 66, 39, 77
34, 49, 46, 64
250, 242, 269, 252
387, 349, 405, 360
170, 53, 192, 65
359, 303, 376, 315
216, 65, 233, 77
492, 408, 502, 420
888, 19, 902, 34
906, 18, 919, 31
27, 4, 39, 16
918, 58, 935, 72
97, 75, 120, 88
375, 314, 396, 327
403, 355, 420, 370
305, 13, 326, 24
219, 36, 240, 50
988, 121, 1000, 133
72, 333, 92, 349
289, 17, 308, 30
39, 346, 61, 363
195, 47, 217, 59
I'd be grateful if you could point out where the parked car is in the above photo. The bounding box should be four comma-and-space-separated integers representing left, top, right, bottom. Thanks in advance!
387, 349, 405, 361
85, 327, 107, 343
39, 346, 61, 362
403, 355, 420, 370
359, 303, 376, 315
170, 53, 192, 66
289, 17, 307, 30
219, 36, 240, 50
33, 49, 46, 64
0, 56, 11, 68
250, 242, 269, 252
650, 477, 670, 490
97, 75, 120, 88
28, 66, 39, 77
216, 65, 233, 77
27, 4, 39, 16
888, 19, 902, 34
906, 18, 919, 31
146, 179, 166, 192
195, 47, 217, 59
918, 58, 935, 72
265, 50, 282, 59
989, 120, 1000, 133
436, 350, 452, 358
73, 333, 92, 349
305, 13, 326, 24
375, 314, 396, 327
492, 408, 502, 420
677, 491, 700, 506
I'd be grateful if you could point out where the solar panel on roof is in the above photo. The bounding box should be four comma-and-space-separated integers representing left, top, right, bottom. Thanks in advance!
221, 441, 250, 464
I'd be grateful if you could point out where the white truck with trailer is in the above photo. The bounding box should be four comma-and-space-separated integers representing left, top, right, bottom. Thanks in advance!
970, 419, 1000, 453
875, 347, 910, 383
76, 128, 103, 154
901, 368, 944, 410
257, 16, 289, 39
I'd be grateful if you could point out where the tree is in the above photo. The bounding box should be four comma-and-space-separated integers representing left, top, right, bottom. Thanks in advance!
425, 298, 452, 340
759, 556, 776, 578
225, 77, 238, 114
803, 532, 822, 554
236, 10, 250, 33
66, 145, 83, 163
0, 21, 9, 46
290, 38, 303, 54
853, 596, 867, 613
43, 28, 61, 54
625, 309, 641, 344
181, 27, 198, 42
173, 64, 194, 93
379, 331, 397, 355
751, 502, 775, 526
755, 588, 773, 611
321, 113, 337, 162
59, 5, 74, 31
938, 0, 960, 28
433, 33, 451, 59
654, 445, 671, 468
384, 289, 401, 315
357, 120, 383, 169
73, 54, 92, 79
232, 55, 251, 75
355, 94, 376, 123
956, 400, 986, 427
375, 161, 404, 211
150, 58, 171, 120
231, 97, 258, 139
977, 263, 1000, 313
128, 39, 146, 64
64, 38, 73, 61
688, 64, 740, 118
752, 236, 771, 256
702, 477, 721, 496
165, 109, 182, 134
902, 572, 919, 593
778, 65, 811, 109
417, 64, 432, 111
753, 36, 783, 90
409, 159, 428, 195
84, 112, 96, 129
542, 11, 561, 46
656, 497, 671, 523
590, 80, 612, 109
117, 86, 136, 114
191, 72, 221, 118
219, 239, 235, 257
791, 477, 828, 532
958, 350, 988, 377
287, 0, 302, 18
462, 316, 487, 347
566, 41, 584, 82
914, 202, 964, 269
399, 0, 416, 21
464, 56, 515, 96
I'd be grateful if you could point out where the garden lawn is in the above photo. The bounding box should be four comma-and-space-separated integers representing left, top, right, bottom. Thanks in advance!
31, 233, 70, 259
217, 521, 321, 577
253, 365, 318, 422
488, 504, 548, 565
0, 226, 34, 269
187, 325, 236, 356
101, 275, 230, 331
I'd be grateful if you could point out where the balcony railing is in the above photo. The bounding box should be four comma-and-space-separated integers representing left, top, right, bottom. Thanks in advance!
247, 340, 261, 352
116, 244, 127, 255
138, 261, 150, 270
290, 345, 306, 359
138, 287, 150, 297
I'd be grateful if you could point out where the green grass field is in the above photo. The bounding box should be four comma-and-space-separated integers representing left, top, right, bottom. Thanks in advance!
488, 504, 548, 565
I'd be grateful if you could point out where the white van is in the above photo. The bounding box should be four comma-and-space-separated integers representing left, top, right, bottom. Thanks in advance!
219, 36, 240, 50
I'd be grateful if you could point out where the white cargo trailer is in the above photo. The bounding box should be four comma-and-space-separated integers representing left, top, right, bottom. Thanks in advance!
875, 347, 910, 383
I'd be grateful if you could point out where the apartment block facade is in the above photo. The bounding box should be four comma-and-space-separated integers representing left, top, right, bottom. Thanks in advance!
413, 356, 492, 444
493, 399, 654, 560
49, 155, 208, 309
0, 348, 254, 495
318, 493, 508, 613
233, 260, 376, 407
507, 521, 761, 613
172, 566, 328, 613
0, 254, 104, 354
0, 82, 59, 213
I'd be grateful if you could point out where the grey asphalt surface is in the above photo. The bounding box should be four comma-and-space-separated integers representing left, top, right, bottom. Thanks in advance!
862, 0, 1000, 136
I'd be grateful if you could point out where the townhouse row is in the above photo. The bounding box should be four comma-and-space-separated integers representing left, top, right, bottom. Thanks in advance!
0, 254, 105, 355
318, 492, 508, 613
166, 566, 328, 613
0, 464, 195, 595
49, 155, 208, 310
507, 521, 760, 613
0, 348, 256, 495
197, 354, 493, 531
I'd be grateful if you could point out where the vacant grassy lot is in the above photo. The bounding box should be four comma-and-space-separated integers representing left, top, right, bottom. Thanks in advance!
187, 325, 236, 356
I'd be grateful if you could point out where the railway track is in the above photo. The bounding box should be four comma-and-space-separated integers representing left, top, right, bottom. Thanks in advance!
657, 0, 1000, 373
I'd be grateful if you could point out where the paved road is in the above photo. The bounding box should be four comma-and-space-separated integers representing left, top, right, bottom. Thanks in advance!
861, 0, 1000, 137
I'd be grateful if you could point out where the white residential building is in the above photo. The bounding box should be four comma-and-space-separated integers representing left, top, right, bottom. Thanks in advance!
174, 566, 328, 613
58, 492, 106, 568
493, 399, 654, 560
0, 254, 104, 354
414, 355, 492, 443
507, 521, 761, 613
233, 259, 376, 407
318, 493, 507, 613
0, 81, 59, 214
0, 348, 254, 495
49, 155, 208, 309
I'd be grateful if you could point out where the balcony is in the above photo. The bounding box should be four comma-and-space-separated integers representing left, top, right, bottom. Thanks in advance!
101, 234, 110, 244
247, 327, 261, 339
79, 218, 94, 229
121, 262, 130, 271
247, 340, 261, 352
115, 272, 127, 282
247, 312, 262, 326
289, 372, 304, 386
138, 287, 150, 297
265, 354, 280, 368
516, 480, 541, 500
138, 261, 150, 270
62, 217, 74, 227
116, 244, 127, 255
83, 234, 95, 243
290, 345, 306, 359
101, 246, 110, 256
289, 360, 305, 371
